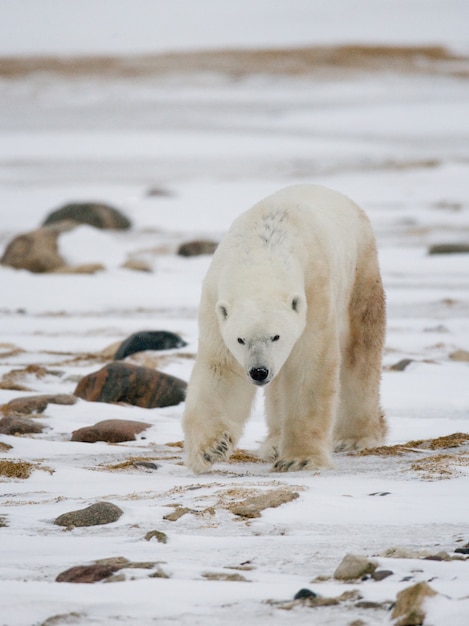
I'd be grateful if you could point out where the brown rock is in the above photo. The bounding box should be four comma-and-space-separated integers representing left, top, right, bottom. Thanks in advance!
74, 361, 186, 408
228, 488, 300, 519
54, 501, 123, 527
71, 419, 151, 443
177, 239, 218, 257
4, 394, 76, 416
391, 581, 438, 626
56, 563, 120, 583
0, 225, 66, 273
43, 202, 131, 230
0, 416, 45, 435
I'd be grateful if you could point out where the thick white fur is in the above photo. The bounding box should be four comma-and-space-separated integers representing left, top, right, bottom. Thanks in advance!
183, 184, 386, 473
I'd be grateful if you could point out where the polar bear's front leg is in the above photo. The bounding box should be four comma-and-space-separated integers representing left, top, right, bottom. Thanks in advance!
183, 359, 256, 474
272, 346, 339, 472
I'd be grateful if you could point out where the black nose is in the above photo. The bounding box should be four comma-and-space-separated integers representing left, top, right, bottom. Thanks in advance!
249, 367, 269, 384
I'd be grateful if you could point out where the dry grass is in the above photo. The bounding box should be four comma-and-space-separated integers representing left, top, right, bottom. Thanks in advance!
1, 45, 467, 79
0, 459, 34, 479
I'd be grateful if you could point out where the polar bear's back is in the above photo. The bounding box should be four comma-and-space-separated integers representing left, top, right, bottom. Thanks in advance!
220, 184, 374, 268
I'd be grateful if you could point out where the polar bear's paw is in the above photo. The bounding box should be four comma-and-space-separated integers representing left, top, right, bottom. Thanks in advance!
334, 434, 385, 453
257, 437, 280, 462
272, 453, 333, 473
186, 432, 234, 474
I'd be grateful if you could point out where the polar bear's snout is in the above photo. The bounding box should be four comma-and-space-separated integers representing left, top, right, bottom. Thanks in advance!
248, 366, 270, 386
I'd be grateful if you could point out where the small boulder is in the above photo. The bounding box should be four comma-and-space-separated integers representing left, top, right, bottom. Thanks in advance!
0, 416, 45, 435
54, 501, 123, 527
56, 563, 121, 583
177, 239, 218, 257
114, 330, 187, 360
0, 225, 66, 273
3, 394, 76, 416
71, 419, 151, 443
43, 202, 131, 230
74, 362, 186, 408
391, 581, 438, 626
333, 554, 378, 580
428, 243, 469, 255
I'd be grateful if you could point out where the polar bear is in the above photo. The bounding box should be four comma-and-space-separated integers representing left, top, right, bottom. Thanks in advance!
183, 184, 386, 473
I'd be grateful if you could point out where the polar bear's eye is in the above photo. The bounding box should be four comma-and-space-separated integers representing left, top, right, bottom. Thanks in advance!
271, 335, 280, 342
237, 338, 245, 345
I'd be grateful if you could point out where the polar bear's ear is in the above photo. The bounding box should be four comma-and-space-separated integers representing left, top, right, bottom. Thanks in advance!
291, 293, 305, 314
216, 300, 229, 322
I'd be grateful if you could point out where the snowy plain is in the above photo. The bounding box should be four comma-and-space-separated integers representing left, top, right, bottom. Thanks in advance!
0, 1, 469, 625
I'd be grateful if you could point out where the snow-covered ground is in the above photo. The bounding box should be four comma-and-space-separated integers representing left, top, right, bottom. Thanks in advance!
0, 2, 468, 625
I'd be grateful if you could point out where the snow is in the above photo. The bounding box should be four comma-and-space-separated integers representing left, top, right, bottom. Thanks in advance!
1, 2, 469, 625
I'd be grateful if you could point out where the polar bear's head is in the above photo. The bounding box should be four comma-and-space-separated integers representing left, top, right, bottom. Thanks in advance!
215, 293, 306, 386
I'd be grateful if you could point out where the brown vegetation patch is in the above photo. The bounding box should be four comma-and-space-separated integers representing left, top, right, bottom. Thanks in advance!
410, 452, 469, 480
1, 45, 467, 79
0, 364, 60, 391
0, 459, 34, 479
357, 432, 469, 456
229, 449, 263, 464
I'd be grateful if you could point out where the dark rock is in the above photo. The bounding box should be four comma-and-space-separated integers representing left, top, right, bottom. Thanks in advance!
71, 419, 151, 443
133, 461, 160, 471
177, 239, 218, 257
428, 243, 469, 255
454, 547, 469, 555
372, 569, 393, 581
0, 416, 45, 435
0, 225, 66, 273
74, 361, 186, 408
56, 563, 120, 583
390, 358, 414, 371
114, 330, 187, 360
4, 394, 77, 416
294, 588, 317, 600
43, 202, 131, 230
54, 501, 123, 527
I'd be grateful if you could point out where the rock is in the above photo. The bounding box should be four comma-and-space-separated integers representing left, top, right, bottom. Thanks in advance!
54, 501, 123, 527
428, 242, 469, 254
42, 202, 131, 230
177, 239, 218, 257
73, 361, 186, 408
390, 358, 414, 371
333, 554, 378, 580
0, 416, 45, 435
120, 258, 152, 272
391, 581, 438, 626
449, 349, 469, 362
145, 530, 168, 543
56, 563, 121, 583
114, 330, 187, 360
0, 225, 66, 273
228, 488, 300, 519
294, 588, 317, 600
52, 263, 105, 274
163, 507, 193, 522
3, 394, 76, 416
371, 569, 393, 581
71, 419, 151, 443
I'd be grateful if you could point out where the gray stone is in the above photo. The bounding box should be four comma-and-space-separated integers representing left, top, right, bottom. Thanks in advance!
54, 501, 123, 527
333, 554, 378, 580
